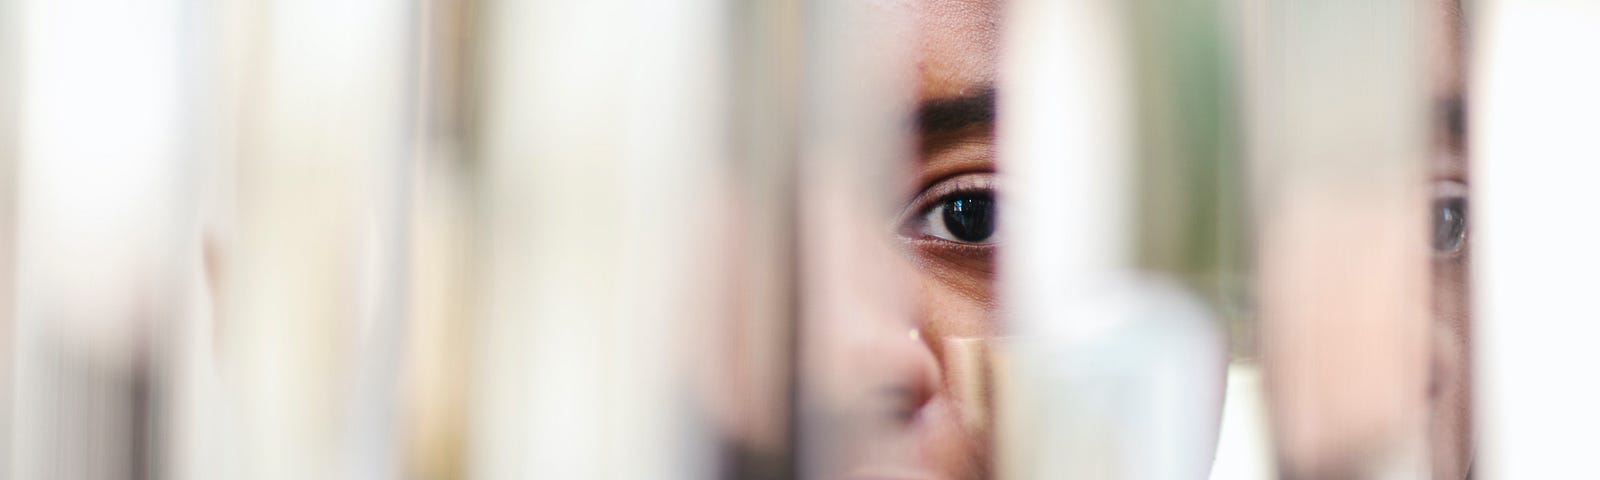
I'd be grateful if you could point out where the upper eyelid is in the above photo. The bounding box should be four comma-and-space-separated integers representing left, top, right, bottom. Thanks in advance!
894, 173, 999, 228
1433, 179, 1468, 198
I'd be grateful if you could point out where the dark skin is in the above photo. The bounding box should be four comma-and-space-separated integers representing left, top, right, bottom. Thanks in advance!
830, 2, 1001, 479
883, 113, 998, 480
1427, 1, 1471, 478
847, 1, 1471, 479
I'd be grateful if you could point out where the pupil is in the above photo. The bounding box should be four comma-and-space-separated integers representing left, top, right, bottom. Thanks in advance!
1432, 197, 1467, 253
941, 193, 996, 242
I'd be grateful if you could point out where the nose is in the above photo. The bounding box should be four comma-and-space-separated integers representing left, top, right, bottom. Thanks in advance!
879, 327, 940, 424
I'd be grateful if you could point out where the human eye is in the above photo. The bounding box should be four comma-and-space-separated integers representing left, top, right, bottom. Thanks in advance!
1432, 179, 1468, 257
899, 173, 999, 245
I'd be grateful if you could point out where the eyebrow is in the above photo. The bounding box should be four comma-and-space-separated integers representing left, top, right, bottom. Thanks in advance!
916, 87, 997, 134
1435, 94, 1468, 181
1440, 95, 1466, 141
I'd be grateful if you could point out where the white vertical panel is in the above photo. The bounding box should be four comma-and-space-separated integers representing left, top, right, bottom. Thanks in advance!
1473, 2, 1600, 478
999, 0, 1132, 476
168, 3, 238, 479
1001, 0, 1134, 341
470, 0, 724, 478
10, 0, 187, 478
214, 0, 413, 478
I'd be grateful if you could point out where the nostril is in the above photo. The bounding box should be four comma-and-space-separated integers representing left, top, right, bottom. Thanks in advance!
882, 384, 932, 424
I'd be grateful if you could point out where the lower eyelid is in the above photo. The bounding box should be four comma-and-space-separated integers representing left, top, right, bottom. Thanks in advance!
1433, 179, 1468, 198
902, 236, 998, 255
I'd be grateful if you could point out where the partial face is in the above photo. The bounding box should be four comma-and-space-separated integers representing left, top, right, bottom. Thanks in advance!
1428, 0, 1471, 478
831, 1, 1004, 479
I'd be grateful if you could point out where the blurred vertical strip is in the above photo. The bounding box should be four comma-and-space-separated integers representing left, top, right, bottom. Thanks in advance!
403, 0, 476, 478
1241, 0, 1431, 477
1126, 0, 1247, 355
343, 0, 421, 477
1124, 1, 1271, 478
11, 0, 189, 478
1000, 0, 1229, 478
0, 0, 16, 475
722, 0, 800, 478
1473, 1, 1600, 477
1000, 0, 1135, 330
168, 2, 240, 478
792, 0, 917, 478
997, 0, 1137, 476
468, 0, 727, 478
211, 0, 414, 478
1125, 0, 1245, 477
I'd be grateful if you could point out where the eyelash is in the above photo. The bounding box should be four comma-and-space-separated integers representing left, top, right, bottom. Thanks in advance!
897, 173, 998, 239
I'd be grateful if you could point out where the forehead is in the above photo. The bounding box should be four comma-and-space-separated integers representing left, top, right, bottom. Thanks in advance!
1428, 0, 1465, 92
909, 0, 1002, 99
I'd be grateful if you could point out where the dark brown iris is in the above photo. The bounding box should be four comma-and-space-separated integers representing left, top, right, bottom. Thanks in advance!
941, 193, 996, 243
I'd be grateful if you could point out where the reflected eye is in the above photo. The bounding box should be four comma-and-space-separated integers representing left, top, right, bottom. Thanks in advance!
1432, 197, 1466, 255
1432, 181, 1468, 256
918, 191, 998, 244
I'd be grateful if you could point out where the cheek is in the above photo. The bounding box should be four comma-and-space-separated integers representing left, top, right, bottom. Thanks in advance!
904, 240, 1002, 367
905, 242, 996, 304
914, 270, 1001, 342
1429, 254, 1473, 479
1431, 255, 1471, 337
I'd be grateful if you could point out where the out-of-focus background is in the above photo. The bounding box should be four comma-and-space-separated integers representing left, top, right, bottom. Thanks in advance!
0, 0, 1596, 479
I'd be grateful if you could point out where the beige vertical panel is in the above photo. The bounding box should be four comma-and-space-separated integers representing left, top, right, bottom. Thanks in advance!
793, 0, 917, 477
718, 0, 801, 477
469, 0, 725, 478
1242, 0, 1430, 478
0, 0, 17, 474
402, 0, 475, 478
10, 0, 188, 478
1473, 2, 1600, 478
214, 0, 413, 477
405, 159, 471, 480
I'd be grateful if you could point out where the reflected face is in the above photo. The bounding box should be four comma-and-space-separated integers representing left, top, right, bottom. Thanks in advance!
1428, 0, 1471, 478
1257, 0, 1472, 477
